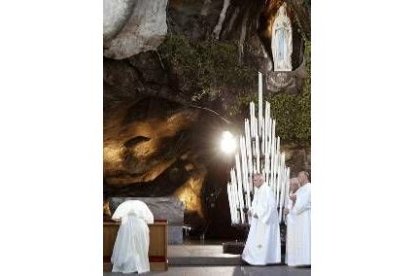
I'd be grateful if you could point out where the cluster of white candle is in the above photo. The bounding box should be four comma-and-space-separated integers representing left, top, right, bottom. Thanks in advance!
227, 72, 291, 225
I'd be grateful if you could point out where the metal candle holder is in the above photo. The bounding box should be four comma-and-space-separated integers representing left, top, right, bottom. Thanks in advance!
226, 72, 291, 228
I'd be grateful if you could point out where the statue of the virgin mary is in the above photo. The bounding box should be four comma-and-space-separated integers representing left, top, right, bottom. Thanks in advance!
271, 3, 293, 72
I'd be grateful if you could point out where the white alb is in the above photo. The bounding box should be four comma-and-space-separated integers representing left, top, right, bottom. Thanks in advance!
111, 200, 154, 274
286, 183, 311, 266
242, 184, 281, 265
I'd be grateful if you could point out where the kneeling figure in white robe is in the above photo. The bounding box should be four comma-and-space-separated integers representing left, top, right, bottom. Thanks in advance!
111, 200, 154, 274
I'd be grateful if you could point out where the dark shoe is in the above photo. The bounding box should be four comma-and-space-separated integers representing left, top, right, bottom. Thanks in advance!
240, 259, 252, 266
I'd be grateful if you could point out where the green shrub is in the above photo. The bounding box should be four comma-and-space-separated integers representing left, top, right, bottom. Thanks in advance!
158, 35, 256, 101
158, 35, 310, 145
228, 41, 311, 145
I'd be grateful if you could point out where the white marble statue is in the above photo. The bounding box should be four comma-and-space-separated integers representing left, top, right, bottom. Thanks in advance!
271, 3, 293, 72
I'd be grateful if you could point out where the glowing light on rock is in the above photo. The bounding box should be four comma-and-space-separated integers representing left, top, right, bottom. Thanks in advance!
220, 131, 237, 154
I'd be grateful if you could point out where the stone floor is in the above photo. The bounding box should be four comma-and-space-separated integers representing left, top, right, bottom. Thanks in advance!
104, 244, 310, 275
104, 266, 310, 276
169, 245, 240, 265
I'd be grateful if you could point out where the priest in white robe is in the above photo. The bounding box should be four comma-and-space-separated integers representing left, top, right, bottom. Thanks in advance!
111, 200, 154, 274
242, 173, 281, 265
285, 171, 311, 266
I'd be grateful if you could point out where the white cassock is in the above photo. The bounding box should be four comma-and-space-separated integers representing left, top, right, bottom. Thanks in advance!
111, 200, 154, 274
242, 184, 281, 265
286, 182, 311, 266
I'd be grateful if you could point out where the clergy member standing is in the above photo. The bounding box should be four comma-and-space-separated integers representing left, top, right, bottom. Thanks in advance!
285, 171, 311, 266
111, 200, 154, 274
242, 173, 281, 265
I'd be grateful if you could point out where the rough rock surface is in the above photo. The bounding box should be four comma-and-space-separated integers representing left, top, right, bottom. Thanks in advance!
104, 0, 168, 59
104, 96, 232, 231
103, 0, 136, 42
